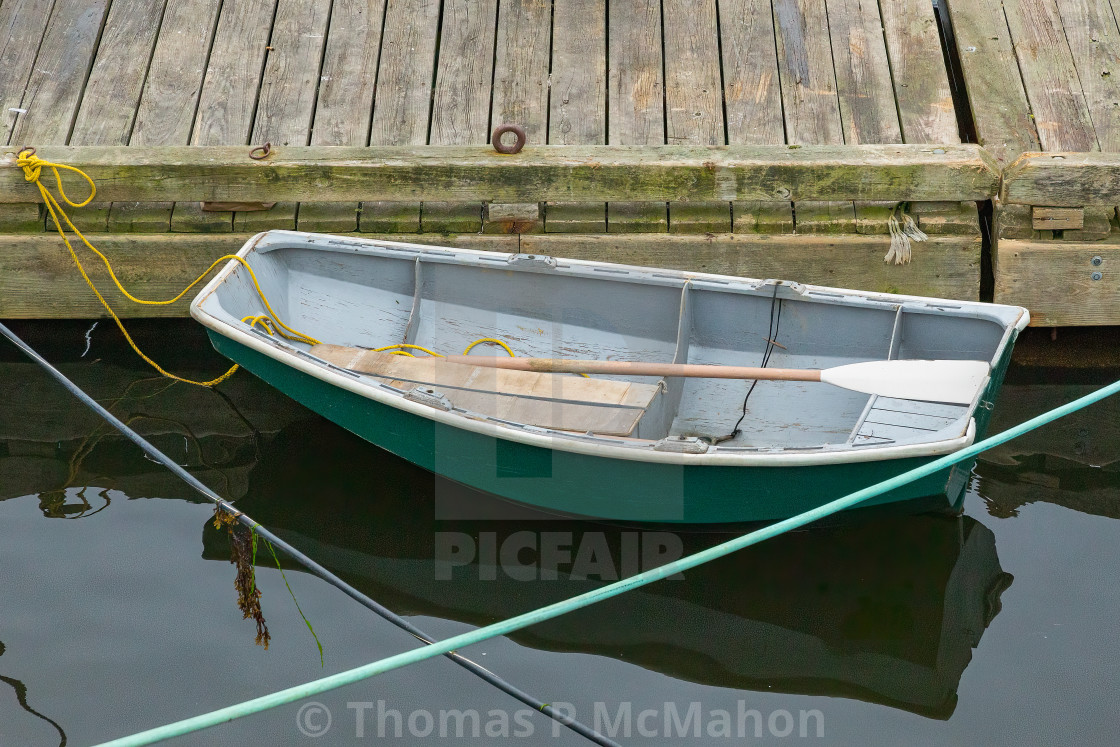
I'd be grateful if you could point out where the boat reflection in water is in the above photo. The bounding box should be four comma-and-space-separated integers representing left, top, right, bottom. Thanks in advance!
204, 419, 1013, 720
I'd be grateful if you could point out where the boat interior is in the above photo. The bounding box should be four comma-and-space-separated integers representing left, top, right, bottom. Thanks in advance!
198, 233, 1022, 453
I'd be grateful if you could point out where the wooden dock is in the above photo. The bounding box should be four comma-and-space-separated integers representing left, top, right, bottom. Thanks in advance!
0, 0, 1114, 325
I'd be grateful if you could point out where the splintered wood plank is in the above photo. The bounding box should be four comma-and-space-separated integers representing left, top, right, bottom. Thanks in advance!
488, 0, 551, 232
7, 0, 112, 145
1003, 0, 1098, 152
607, 0, 666, 231
879, 0, 960, 145
117, 0, 223, 232
65, 0, 167, 233
363, 0, 441, 232
943, 0, 1040, 165
184, 0, 277, 232
663, 0, 729, 232
995, 240, 1120, 325
1058, 0, 1120, 151
237, 0, 332, 232
424, 0, 497, 233
718, 0, 791, 232
547, 0, 606, 232
300, 0, 388, 232
1, 0, 57, 146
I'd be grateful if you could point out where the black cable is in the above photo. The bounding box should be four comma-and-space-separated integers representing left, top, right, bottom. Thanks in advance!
0, 322, 620, 747
713, 285, 783, 443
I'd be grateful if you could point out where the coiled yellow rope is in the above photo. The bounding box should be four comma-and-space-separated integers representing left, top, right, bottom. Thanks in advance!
15, 149, 319, 386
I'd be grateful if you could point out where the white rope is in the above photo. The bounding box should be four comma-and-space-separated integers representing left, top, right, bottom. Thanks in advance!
884, 203, 926, 265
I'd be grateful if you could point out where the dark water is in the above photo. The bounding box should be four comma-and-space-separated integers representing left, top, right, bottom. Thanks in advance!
1, 321, 1117, 745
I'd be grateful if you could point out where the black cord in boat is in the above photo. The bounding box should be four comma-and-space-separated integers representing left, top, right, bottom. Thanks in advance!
709, 285, 783, 445
0, 322, 620, 747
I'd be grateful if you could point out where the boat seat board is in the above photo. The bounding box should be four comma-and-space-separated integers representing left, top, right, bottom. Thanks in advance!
310, 344, 662, 437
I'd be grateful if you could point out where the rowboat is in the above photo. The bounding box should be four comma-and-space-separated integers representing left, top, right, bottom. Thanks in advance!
190, 230, 1029, 523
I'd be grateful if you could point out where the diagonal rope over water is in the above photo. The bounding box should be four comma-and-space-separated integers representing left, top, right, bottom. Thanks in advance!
0, 322, 620, 747
93, 373, 1120, 746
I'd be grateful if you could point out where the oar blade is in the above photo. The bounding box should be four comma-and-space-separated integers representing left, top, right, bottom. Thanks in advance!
820, 359, 990, 405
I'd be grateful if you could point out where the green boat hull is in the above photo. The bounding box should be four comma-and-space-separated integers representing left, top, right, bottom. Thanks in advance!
208, 332, 1015, 524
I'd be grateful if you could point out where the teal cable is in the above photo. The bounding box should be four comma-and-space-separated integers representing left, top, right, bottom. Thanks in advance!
96, 377, 1120, 747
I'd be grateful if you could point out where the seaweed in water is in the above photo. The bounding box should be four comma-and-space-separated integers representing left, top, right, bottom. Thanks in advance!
214, 508, 271, 649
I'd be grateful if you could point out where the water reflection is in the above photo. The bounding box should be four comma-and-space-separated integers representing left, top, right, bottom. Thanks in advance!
979, 384, 1120, 519
0, 640, 67, 747
202, 419, 1014, 719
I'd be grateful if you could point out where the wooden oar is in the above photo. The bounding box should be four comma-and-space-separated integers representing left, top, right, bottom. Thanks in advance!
445, 356, 991, 405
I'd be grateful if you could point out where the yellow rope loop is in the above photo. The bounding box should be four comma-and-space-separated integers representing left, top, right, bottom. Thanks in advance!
462, 338, 515, 357
17, 149, 96, 207
16, 150, 318, 387
372, 343, 443, 357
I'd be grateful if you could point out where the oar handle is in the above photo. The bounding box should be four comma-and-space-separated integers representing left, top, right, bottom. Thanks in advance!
445, 355, 821, 381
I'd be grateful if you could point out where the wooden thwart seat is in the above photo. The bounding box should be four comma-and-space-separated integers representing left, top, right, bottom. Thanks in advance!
311, 345, 661, 436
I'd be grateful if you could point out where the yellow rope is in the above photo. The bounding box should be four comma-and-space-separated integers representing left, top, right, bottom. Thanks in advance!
462, 337, 515, 357
15, 149, 319, 386
15, 150, 581, 385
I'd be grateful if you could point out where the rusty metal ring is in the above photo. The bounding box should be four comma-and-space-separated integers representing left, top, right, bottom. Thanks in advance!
249, 143, 272, 160
491, 124, 526, 154
17, 146, 35, 158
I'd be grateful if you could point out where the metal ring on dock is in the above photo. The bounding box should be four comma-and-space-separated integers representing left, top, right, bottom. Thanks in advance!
249, 143, 272, 160
491, 124, 526, 154
17, 146, 35, 158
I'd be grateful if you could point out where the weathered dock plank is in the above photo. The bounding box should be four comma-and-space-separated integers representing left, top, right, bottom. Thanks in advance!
520, 233, 982, 299
299, 0, 387, 233
607, 0, 667, 232
995, 240, 1120, 326
424, 0, 497, 233
66, 0, 167, 232
880, 0, 960, 145
0, 233, 518, 318
237, 0, 333, 231
773, 0, 851, 234
0, 144, 1002, 203
114, 0, 223, 233
185, 0, 277, 231
942, 0, 1040, 165
719, 0, 792, 233
1, 0, 57, 145
487, 0, 552, 233
1002, 0, 1097, 152
7, 0, 112, 145
663, 0, 729, 232
363, 0, 441, 232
